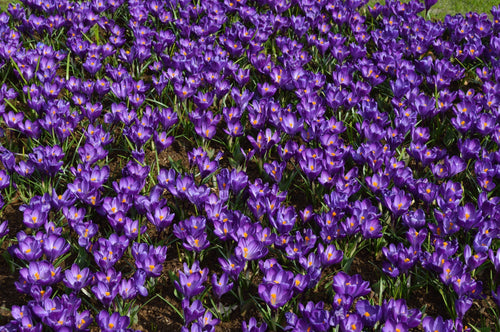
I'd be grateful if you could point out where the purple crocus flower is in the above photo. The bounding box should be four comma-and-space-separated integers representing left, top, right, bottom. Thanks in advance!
84, 164, 110, 190
182, 299, 205, 325
242, 317, 267, 332
124, 217, 145, 240
452, 271, 481, 299
381, 319, 408, 332
318, 243, 343, 266
64, 264, 91, 292
422, 315, 454, 332
299, 152, 323, 181
332, 272, 371, 298
336, 167, 361, 196
473, 230, 493, 253
463, 244, 487, 271
78, 143, 108, 165
3, 110, 23, 130
456, 202, 481, 230
285, 230, 316, 260
406, 228, 428, 252
183, 232, 210, 253
492, 285, 500, 307
261, 264, 294, 289
146, 202, 175, 231
361, 217, 383, 239
82, 102, 103, 123
366, 172, 390, 194
295, 301, 329, 331
154, 131, 174, 152
131, 269, 148, 298
118, 277, 138, 300
258, 283, 293, 310
197, 310, 219, 330
212, 214, 236, 241
42, 215, 61, 234
155, 107, 177, 131
257, 82, 277, 98
82, 57, 102, 76
383, 298, 422, 329
131, 242, 167, 277
193, 91, 214, 110
211, 272, 234, 298
28, 145, 65, 176
174, 262, 208, 299
489, 248, 500, 272
356, 300, 381, 327
74, 221, 98, 250
219, 255, 244, 280
263, 160, 286, 183
299, 252, 322, 285
17, 112, 32, 134
278, 140, 298, 161
11, 305, 32, 324
339, 312, 363, 331
42, 235, 70, 262
136, 254, 165, 279
174, 174, 196, 200
246, 129, 274, 156
35, 295, 77, 329
97, 311, 130, 331
382, 243, 417, 276
101, 196, 128, 217
0, 170, 9, 192
180, 322, 205, 332
384, 188, 412, 217
174, 81, 196, 100
196, 152, 222, 178
0, 147, 15, 172
93, 235, 128, 271
107, 211, 127, 233
229, 169, 249, 193
74, 310, 93, 331
278, 111, 303, 137
17, 317, 42, 331
458, 138, 481, 160
224, 119, 244, 137
402, 208, 427, 229
12, 232, 42, 261
455, 296, 473, 320
92, 281, 119, 307
235, 235, 268, 261
22, 203, 49, 229
125, 123, 153, 148
292, 273, 310, 293
269, 205, 296, 234
105, 102, 128, 124
19, 260, 61, 287
31, 296, 64, 324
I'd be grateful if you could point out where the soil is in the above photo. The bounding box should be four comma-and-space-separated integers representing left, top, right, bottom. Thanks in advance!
0, 258, 25, 327
132, 258, 185, 331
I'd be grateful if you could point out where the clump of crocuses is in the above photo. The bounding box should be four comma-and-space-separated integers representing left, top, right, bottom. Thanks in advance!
0, 0, 500, 330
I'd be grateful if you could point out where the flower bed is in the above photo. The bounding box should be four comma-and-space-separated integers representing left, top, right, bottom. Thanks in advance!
0, 0, 500, 331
